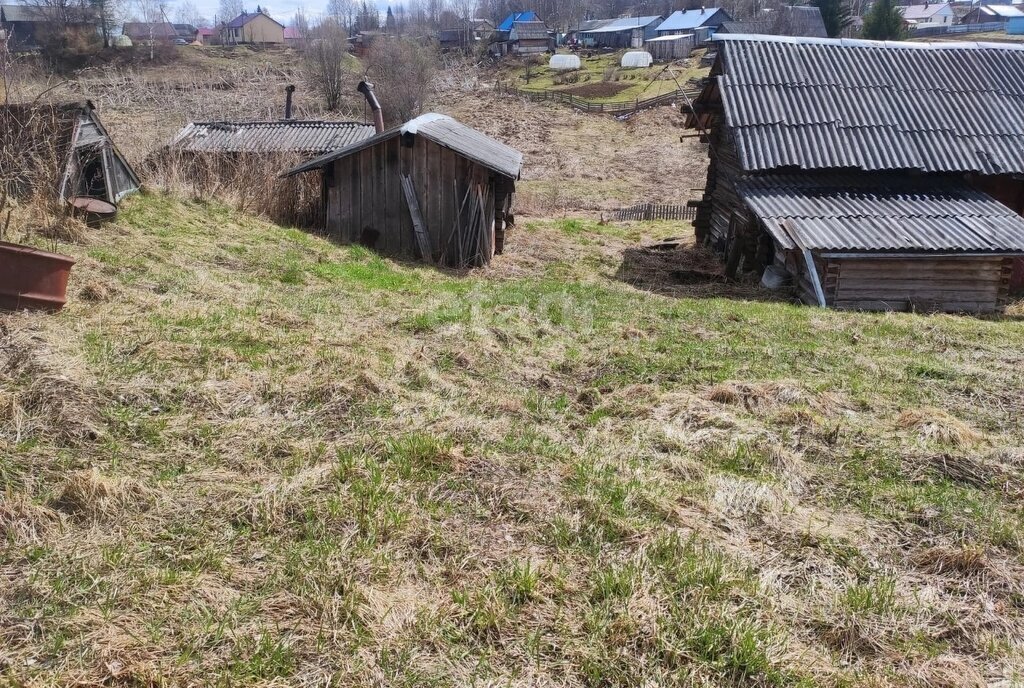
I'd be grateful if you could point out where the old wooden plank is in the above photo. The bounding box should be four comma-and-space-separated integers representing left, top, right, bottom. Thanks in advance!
385, 136, 403, 256
426, 137, 443, 257
359, 148, 374, 248
401, 173, 432, 263
373, 139, 388, 255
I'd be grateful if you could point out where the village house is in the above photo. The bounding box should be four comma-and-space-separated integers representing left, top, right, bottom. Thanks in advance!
122, 21, 177, 44
960, 4, 1024, 23
508, 20, 551, 54
221, 8, 284, 45
172, 23, 195, 41
489, 12, 550, 56
497, 10, 539, 32
193, 26, 216, 44
1, 3, 96, 51
717, 5, 828, 37
577, 15, 664, 49
283, 85, 522, 267
656, 7, 730, 41
565, 18, 611, 46
899, 3, 956, 28
686, 35, 1024, 313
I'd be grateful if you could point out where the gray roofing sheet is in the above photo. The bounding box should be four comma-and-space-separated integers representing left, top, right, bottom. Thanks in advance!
169, 120, 376, 154
712, 35, 1024, 174
736, 174, 1024, 253
284, 114, 523, 180
511, 21, 549, 39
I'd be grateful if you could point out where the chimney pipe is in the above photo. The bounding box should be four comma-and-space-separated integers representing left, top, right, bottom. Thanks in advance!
357, 80, 384, 134
284, 84, 295, 120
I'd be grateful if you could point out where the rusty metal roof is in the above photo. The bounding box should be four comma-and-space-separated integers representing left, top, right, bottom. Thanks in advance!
737, 174, 1024, 253
169, 120, 377, 155
694, 35, 1024, 174
283, 114, 523, 180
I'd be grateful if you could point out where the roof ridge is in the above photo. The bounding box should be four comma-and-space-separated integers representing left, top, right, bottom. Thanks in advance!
715, 33, 1024, 51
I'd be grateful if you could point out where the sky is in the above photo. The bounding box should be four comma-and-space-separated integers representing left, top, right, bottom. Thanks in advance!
184, 0, 392, 26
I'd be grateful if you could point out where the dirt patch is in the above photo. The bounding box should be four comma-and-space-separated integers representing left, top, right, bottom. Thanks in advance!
560, 82, 632, 99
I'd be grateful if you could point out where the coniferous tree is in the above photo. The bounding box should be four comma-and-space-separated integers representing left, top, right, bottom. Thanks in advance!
861, 0, 907, 40
812, 0, 853, 37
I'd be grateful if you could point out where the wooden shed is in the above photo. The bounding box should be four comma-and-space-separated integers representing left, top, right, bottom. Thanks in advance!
686, 35, 1024, 312
284, 114, 523, 268
644, 33, 695, 60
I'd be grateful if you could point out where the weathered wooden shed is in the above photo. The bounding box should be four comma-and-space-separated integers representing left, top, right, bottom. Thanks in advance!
284, 113, 523, 268
687, 35, 1024, 312
644, 33, 694, 60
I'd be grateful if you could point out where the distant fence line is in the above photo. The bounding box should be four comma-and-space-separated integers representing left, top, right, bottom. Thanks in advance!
612, 204, 696, 222
912, 21, 1005, 37
496, 83, 700, 115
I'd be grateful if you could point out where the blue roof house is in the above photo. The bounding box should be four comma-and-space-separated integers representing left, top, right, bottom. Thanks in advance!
656, 7, 731, 35
498, 11, 539, 32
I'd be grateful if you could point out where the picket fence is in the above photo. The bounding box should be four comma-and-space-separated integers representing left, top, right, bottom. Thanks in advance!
612, 204, 696, 222
498, 84, 699, 115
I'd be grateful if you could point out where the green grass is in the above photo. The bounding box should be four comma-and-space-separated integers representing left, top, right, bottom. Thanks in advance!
2, 193, 1023, 685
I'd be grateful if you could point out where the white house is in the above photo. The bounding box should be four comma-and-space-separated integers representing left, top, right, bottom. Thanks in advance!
899, 2, 955, 27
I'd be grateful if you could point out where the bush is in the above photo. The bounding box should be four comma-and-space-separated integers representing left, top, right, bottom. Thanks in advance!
365, 39, 438, 126
303, 25, 356, 111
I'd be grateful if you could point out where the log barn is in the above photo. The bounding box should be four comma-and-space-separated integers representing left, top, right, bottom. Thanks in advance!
687, 35, 1024, 313
284, 113, 522, 268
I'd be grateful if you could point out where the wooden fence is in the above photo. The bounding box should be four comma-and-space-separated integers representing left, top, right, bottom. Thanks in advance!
612, 203, 696, 222
497, 84, 700, 115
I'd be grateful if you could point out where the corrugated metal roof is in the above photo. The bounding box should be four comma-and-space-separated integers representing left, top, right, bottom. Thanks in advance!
169, 120, 376, 155
511, 21, 549, 39
580, 15, 663, 33
657, 8, 729, 32
574, 19, 613, 32
737, 174, 1024, 253
284, 113, 523, 180
975, 4, 1024, 17
645, 33, 694, 42
706, 35, 1024, 174
224, 10, 283, 28
498, 11, 539, 31
900, 3, 951, 20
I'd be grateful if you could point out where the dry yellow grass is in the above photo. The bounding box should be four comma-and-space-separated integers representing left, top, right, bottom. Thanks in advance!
2, 50, 1024, 687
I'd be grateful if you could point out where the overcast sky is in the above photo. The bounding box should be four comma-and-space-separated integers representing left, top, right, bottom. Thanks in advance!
183, 0, 391, 26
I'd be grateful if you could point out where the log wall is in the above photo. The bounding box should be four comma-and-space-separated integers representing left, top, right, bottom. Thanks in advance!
823, 256, 1012, 313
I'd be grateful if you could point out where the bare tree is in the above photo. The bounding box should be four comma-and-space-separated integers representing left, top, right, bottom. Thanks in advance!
302, 21, 352, 110
218, 0, 243, 21
175, 0, 208, 26
365, 38, 437, 125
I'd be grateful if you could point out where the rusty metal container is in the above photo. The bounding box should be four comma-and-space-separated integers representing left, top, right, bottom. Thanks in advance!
70, 196, 118, 226
0, 241, 76, 311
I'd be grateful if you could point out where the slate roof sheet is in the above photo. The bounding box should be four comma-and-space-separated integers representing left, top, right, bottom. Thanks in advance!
737, 174, 1024, 253
284, 114, 523, 180
580, 15, 662, 32
511, 20, 548, 39
657, 8, 728, 31
169, 120, 376, 155
700, 35, 1024, 174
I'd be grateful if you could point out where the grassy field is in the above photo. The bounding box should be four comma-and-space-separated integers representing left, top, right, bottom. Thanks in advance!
2, 193, 1024, 685
500, 51, 706, 103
